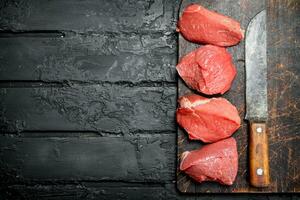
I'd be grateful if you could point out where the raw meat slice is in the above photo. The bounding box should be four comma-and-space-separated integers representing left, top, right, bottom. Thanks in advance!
180, 137, 238, 185
176, 94, 240, 143
176, 45, 236, 95
177, 3, 244, 46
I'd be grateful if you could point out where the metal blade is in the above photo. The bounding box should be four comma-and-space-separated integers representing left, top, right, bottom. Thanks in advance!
245, 10, 267, 121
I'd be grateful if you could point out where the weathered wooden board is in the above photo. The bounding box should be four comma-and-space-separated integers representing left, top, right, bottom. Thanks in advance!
0, 0, 175, 33
177, 0, 300, 193
0, 134, 175, 183
5, 183, 292, 200
3, 184, 177, 200
0, 85, 176, 133
2, 184, 184, 200
0, 33, 176, 82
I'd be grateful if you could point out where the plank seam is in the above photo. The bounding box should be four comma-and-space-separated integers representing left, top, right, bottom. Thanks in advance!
1, 180, 169, 187
0, 80, 177, 88
1, 130, 176, 137
0, 30, 177, 38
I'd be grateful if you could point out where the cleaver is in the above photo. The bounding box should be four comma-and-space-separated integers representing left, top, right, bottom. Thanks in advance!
245, 10, 270, 187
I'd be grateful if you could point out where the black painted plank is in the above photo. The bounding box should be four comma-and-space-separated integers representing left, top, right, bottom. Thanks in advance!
0, 85, 176, 133
1, 183, 296, 200
0, 0, 176, 33
0, 134, 175, 182
3, 184, 170, 200
0, 33, 176, 82
1, 184, 195, 200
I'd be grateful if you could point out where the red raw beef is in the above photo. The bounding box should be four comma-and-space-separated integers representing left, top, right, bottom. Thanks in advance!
176, 94, 240, 143
180, 137, 238, 185
176, 45, 236, 95
177, 4, 244, 46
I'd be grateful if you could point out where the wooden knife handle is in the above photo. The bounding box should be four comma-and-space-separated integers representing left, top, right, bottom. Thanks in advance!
249, 122, 270, 187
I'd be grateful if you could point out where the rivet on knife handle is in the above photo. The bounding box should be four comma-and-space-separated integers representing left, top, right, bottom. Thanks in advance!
249, 122, 270, 187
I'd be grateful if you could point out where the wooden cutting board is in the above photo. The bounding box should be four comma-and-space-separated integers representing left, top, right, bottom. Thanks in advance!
177, 0, 300, 193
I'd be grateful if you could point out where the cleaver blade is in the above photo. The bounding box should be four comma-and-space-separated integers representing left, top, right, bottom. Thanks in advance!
245, 10, 270, 188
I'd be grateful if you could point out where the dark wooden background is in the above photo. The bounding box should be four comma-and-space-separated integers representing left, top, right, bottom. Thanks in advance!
0, 0, 299, 199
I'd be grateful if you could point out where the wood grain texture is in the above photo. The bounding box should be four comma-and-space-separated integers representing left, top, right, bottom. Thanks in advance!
0, 0, 175, 33
0, 33, 176, 82
0, 85, 176, 133
2, 183, 295, 200
2, 184, 194, 200
177, 0, 300, 193
249, 123, 270, 187
0, 134, 175, 182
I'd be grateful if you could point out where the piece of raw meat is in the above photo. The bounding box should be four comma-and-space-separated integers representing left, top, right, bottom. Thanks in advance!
180, 137, 238, 185
176, 45, 236, 95
177, 94, 240, 143
177, 4, 244, 46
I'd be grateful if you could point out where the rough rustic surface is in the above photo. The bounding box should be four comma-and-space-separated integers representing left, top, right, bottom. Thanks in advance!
267, 0, 300, 193
0, 134, 175, 182
0, 0, 176, 32
177, 0, 300, 193
0, 183, 294, 200
0, 0, 299, 199
0, 85, 176, 133
0, 33, 176, 82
